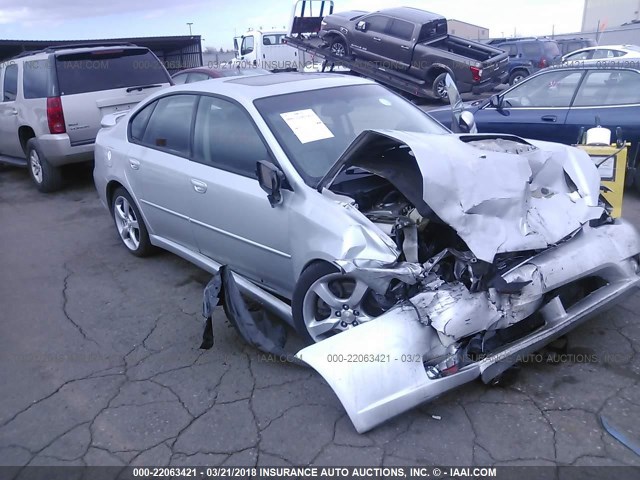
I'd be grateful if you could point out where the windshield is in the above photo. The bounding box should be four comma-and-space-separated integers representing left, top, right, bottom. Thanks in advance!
254, 84, 447, 184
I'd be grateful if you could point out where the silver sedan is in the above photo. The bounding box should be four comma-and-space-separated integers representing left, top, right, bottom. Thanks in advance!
94, 73, 640, 431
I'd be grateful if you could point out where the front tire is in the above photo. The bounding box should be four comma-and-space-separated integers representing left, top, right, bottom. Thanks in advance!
292, 262, 379, 345
111, 187, 154, 257
26, 139, 63, 193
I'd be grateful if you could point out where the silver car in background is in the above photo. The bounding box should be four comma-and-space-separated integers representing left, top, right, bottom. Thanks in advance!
94, 73, 640, 432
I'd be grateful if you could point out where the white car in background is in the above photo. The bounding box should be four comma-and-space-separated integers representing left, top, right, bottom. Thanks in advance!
562, 44, 640, 64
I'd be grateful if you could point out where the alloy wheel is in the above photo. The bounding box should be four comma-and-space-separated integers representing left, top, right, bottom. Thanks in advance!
114, 196, 141, 251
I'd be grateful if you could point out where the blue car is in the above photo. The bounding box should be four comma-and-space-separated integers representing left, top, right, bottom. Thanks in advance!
428, 66, 640, 190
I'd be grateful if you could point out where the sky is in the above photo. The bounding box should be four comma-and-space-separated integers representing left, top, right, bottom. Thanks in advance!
0, 0, 586, 49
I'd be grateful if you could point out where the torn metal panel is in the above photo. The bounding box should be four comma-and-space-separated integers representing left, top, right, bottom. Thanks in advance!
201, 266, 305, 365
319, 130, 604, 263
335, 259, 423, 294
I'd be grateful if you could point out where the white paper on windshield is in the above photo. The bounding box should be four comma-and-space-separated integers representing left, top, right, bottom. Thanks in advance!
280, 109, 334, 144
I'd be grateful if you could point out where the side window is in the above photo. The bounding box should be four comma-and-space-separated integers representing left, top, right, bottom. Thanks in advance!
241, 36, 255, 55
565, 50, 592, 61
263, 34, 284, 45
503, 71, 583, 108
365, 15, 390, 34
501, 44, 517, 57
23, 60, 52, 99
130, 101, 158, 141
140, 95, 198, 156
192, 96, 269, 177
521, 43, 541, 58
574, 70, 640, 106
187, 72, 210, 83
172, 73, 188, 84
3, 64, 18, 102
387, 19, 414, 41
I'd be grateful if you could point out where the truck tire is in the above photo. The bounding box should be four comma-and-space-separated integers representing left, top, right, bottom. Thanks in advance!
509, 70, 528, 85
432, 73, 450, 102
329, 38, 348, 58
26, 138, 64, 193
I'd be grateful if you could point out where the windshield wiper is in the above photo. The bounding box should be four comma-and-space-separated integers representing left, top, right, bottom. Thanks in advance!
126, 84, 162, 93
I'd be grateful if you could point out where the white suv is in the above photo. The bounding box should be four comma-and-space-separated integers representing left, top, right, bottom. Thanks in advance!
0, 43, 171, 192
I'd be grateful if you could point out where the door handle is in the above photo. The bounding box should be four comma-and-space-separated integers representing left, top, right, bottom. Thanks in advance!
190, 178, 207, 194
128, 159, 140, 170
541, 115, 557, 122
372, 37, 381, 42
9, 108, 17, 116
400, 45, 410, 50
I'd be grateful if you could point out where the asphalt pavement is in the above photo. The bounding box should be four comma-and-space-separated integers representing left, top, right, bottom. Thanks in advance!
0, 162, 639, 468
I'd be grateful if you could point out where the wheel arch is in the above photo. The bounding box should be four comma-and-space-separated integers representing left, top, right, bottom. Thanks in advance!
425, 64, 454, 85
19, 126, 36, 155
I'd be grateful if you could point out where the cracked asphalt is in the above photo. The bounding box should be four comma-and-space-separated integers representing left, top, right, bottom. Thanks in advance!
0, 163, 639, 469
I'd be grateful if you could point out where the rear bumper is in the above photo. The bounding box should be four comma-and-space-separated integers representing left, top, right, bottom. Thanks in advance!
297, 220, 640, 433
470, 72, 508, 93
37, 134, 94, 167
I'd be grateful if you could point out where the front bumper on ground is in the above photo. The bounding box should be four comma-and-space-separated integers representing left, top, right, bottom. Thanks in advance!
297, 220, 640, 433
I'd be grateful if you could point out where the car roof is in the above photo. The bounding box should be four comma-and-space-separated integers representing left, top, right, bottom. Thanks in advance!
160, 72, 374, 102
374, 7, 444, 22
11, 43, 146, 61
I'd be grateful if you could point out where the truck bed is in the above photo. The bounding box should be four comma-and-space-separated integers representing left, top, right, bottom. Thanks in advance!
423, 35, 505, 63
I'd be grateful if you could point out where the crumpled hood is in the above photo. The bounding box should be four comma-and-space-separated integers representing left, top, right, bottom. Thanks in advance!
320, 130, 604, 263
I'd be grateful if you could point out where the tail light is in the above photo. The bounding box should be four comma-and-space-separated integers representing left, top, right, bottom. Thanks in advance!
470, 66, 482, 82
47, 97, 66, 134
538, 58, 548, 68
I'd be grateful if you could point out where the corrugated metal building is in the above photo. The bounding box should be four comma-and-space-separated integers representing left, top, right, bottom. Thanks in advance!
582, 0, 640, 32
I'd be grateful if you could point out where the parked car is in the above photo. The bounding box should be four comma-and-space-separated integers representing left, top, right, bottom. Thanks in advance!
493, 38, 562, 84
0, 43, 171, 192
94, 72, 640, 432
428, 66, 640, 190
172, 66, 271, 84
318, 7, 509, 99
562, 44, 640, 64
556, 37, 597, 56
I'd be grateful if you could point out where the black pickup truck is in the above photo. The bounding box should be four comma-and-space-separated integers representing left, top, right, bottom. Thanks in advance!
317, 7, 509, 99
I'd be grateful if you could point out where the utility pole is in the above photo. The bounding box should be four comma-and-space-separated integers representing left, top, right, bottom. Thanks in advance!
187, 22, 194, 35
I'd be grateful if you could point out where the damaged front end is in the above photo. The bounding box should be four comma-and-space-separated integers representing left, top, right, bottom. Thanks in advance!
298, 130, 640, 433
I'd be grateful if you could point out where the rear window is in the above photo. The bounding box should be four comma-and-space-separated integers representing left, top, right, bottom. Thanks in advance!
55, 48, 169, 95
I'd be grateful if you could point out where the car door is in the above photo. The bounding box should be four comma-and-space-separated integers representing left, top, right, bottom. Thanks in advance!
187, 95, 293, 295
566, 69, 640, 161
0, 64, 24, 158
350, 14, 391, 62
474, 69, 584, 143
127, 94, 199, 249
384, 19, 415, 69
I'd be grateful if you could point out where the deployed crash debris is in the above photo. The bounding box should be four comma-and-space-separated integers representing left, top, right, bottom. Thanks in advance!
201, 266, 304, 365
297, 130, 640, 433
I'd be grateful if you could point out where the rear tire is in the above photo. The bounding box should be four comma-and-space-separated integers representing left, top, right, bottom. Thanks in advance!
111, 187, 155, 257
509, 70, 528, 86
432, 73, 450, 103
26, 139, 63, 193
329, 38, 348, 58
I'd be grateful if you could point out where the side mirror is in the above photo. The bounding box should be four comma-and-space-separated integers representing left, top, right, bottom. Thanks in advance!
356, 21, 367, 31
488, 94, 501, 109
256, 161, 285, 208
459, 111, 477, 134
